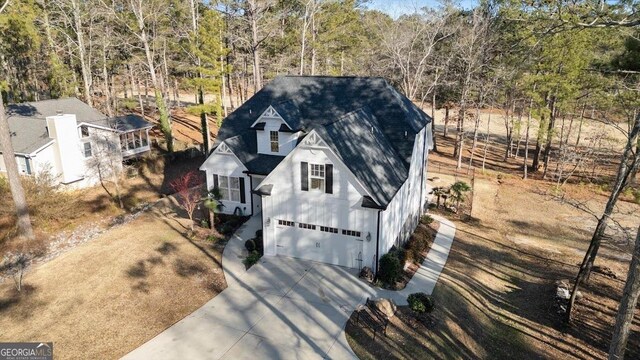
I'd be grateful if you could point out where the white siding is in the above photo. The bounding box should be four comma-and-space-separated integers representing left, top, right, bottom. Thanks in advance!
260, 145, 379, 269
379, 126, 430, 256
31, 143, 62, 180
256, 118, 299, 156
201, 151, 252, 216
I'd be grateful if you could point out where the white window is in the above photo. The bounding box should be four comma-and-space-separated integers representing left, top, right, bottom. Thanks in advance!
299, 223, 316, 230
219, 175, 241, 202
320, 226, 338, 233
83, 142, 92, 158
80, 125, 90, 138
342, 229, 361, 237
16, 157, 30, 174
270, 131, 279, 152
278, 220, 295, 227
309, 164, 325, 191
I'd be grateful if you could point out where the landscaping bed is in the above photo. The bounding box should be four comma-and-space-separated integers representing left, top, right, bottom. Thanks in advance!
371, 215, 439, 290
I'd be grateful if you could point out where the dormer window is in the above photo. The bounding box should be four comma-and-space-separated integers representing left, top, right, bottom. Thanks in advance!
270, 131, 279, 152
80, 125, 89, 138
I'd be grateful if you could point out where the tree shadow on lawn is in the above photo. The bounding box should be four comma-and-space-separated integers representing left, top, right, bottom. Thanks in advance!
0, 285, 46, 320
123, 214, 225, 295
348, 219, 639, 359
450, 224, 640, 359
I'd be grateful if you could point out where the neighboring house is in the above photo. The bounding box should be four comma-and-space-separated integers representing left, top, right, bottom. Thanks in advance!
200, 76, 433, 272
0, 98, 153, 188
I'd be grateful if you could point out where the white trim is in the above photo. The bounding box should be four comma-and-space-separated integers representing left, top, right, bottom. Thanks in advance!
258, 130, 376, 205
77, 121, 153, 134
199, 140, 246, 172
249, 105, 293, 130
28, 140, 56, 157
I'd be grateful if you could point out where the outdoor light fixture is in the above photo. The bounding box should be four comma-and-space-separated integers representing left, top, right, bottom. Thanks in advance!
366, 232, 371, 242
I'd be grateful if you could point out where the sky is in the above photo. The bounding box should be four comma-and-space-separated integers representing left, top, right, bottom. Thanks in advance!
365, 0, 477, 18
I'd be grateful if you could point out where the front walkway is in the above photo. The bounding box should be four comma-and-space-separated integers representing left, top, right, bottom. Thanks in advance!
123, 213, 456, 360
379, 213, 456, 304
221, 214, 262, 287
328, 213, 456, 359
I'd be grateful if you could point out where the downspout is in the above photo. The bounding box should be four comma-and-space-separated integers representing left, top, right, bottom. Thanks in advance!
375, 209, 381, 274
248, 175, 254, 216
419, 125, 430, 214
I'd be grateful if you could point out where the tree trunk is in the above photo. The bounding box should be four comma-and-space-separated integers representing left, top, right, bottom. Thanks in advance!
542, 96, 557, 179
299, 2, 309, 75
101, 42, 113, 117
0, 100, 35, 240
575, 104, 586, 147
72, 0, 92, 106
482, 112, 491, 172
566, 114, 640, 322
444, 107, 449, 138
524, 98, 533, 179
311, 12, 317, 76
249, 1, 262, 92
608, 226, 640, 360
431, 91, 437, 153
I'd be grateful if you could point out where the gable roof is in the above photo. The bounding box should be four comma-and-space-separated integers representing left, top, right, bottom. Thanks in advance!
214, 76, 432, 207
314, 108, 408, 207
4, 98, 152, 154
5, 116, 53, 155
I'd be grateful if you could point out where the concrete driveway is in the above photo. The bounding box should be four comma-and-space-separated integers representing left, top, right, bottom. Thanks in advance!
123, 255, 372, 359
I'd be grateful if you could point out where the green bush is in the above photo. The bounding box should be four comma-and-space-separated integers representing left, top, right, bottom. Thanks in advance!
207, 235, 221, 243
421, 215, 434, 225
243, 251, 261, 269
255, 236, 264, 255
200, 219, 209, 228
245, 239, 256, 252
407, 292, 434, 313
378, 252, 402, 284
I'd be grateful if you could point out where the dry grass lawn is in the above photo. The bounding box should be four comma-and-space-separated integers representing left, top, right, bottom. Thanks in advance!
0, 205, 226, 359
346, 145, 640, 359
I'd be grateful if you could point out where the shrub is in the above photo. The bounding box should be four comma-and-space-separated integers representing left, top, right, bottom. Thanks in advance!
255, 229, 263, 239
243, 250, 261, 269
255, 236, 264, 255
207, 235, 221, 243
407, 292, 435, 313
200, 219, 209, 228
378, 252, 402, 284
245, 239, 256, 252
421, 215, 434, 225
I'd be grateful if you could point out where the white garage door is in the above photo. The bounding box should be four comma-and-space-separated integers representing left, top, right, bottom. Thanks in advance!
275, 220, 363, 269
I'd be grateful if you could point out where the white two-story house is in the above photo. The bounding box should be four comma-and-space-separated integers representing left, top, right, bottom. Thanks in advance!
200, 76, 433, 272
1, 98, 153, 188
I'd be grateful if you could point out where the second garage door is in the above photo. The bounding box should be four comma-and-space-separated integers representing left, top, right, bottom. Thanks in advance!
275, 220, 363, 269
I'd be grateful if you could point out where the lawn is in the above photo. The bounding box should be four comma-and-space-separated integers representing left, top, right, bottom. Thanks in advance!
0, 202, 227, 359
346, 152, 640, 359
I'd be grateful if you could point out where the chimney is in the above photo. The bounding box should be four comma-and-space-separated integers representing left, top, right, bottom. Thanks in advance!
46, 114, 83, 184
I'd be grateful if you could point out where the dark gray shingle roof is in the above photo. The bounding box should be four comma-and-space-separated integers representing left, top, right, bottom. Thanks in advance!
215, 76, 432, 207
4, 98, 152, 154
5, 116, 52, 154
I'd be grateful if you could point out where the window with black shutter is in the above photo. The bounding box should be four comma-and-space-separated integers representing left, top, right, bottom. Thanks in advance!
325, 164, 333, 194
301, 162, 309, 191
